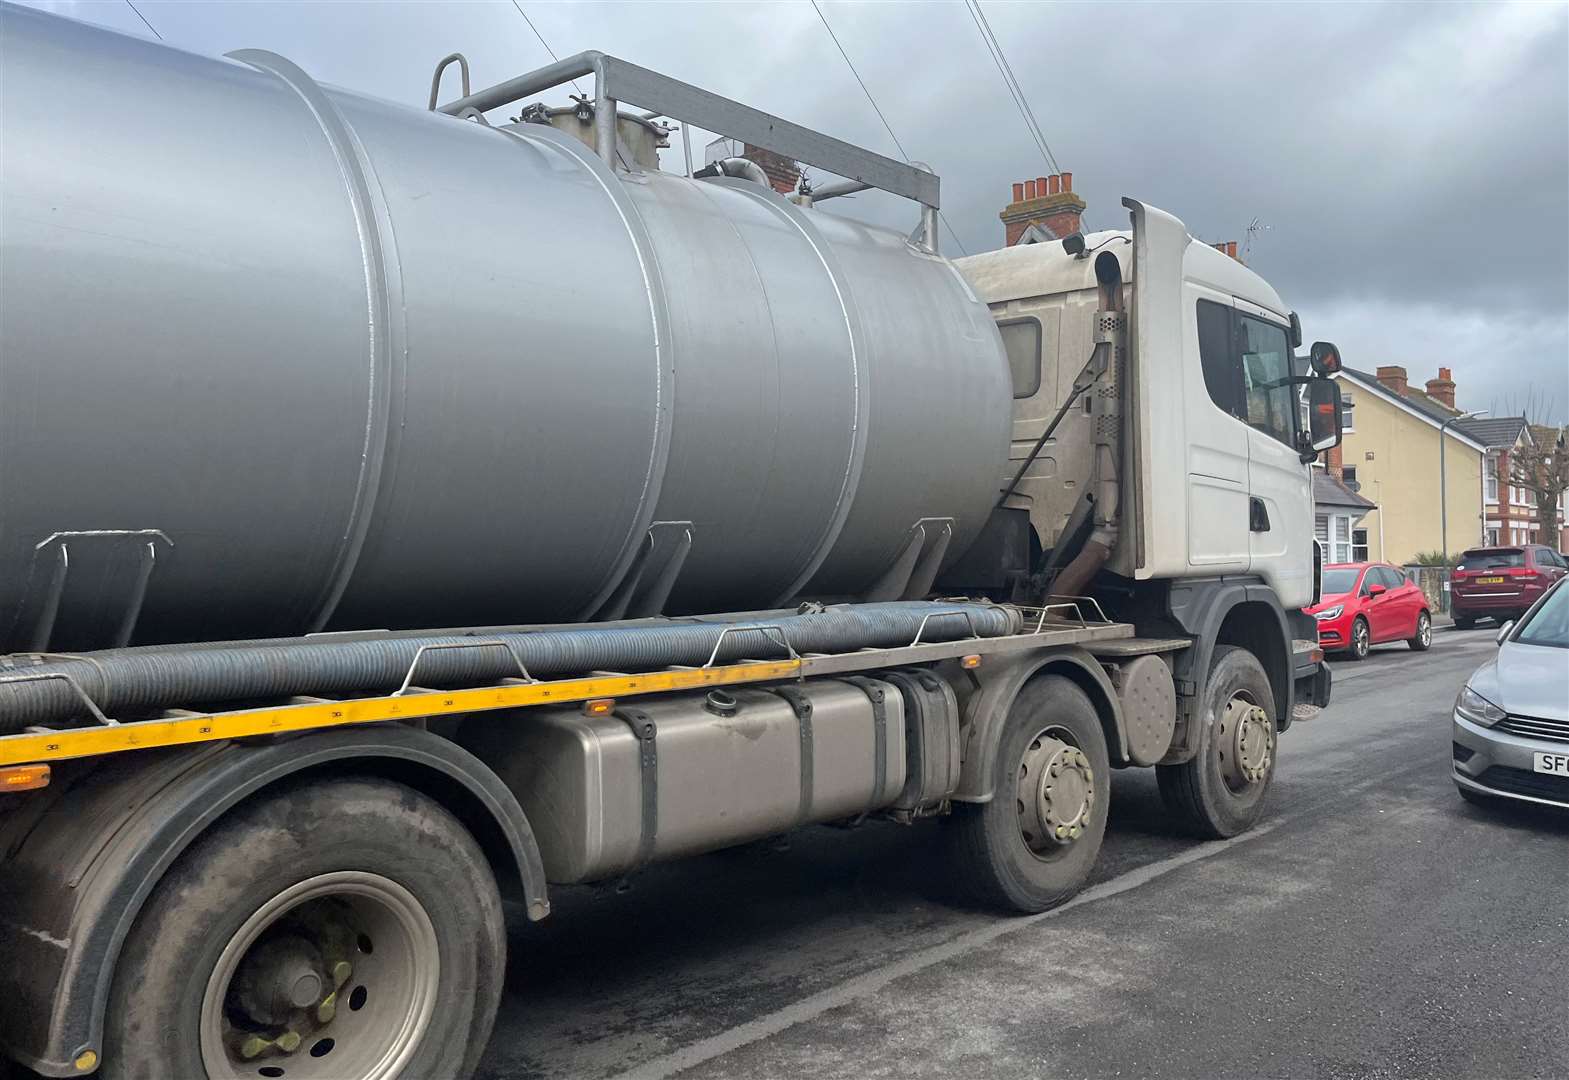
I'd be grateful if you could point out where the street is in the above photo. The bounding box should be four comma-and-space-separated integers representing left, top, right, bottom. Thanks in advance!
478, 626, 1569, 1080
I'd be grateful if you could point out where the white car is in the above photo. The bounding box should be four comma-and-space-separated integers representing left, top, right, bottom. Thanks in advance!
1452, 576, 1569, 809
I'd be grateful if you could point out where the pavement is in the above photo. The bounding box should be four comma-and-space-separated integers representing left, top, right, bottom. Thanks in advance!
477, 623, 1569, 1080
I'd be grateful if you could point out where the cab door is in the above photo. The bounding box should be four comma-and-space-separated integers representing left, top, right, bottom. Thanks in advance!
1186, 292, 1252, 571
1235, 300, 1315, 609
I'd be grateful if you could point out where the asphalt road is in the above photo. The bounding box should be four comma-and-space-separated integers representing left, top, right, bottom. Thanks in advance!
477, 624, 1568, 1080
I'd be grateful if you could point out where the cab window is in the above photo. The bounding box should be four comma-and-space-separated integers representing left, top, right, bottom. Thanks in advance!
998, 317, 1043, 399
1195, 299, 1238, 415
1238, 314, 1297, 447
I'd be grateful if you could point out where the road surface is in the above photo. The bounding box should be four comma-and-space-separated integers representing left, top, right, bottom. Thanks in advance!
478, 625, 1567, 1080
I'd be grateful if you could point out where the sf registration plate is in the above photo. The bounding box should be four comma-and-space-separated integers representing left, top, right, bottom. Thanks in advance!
1534, 752, 1569, 775
1477, 576, 1506, 584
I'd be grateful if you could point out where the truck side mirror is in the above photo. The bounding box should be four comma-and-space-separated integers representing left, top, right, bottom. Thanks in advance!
1302, 378, 1343, 462
1309, 341, 1342, 376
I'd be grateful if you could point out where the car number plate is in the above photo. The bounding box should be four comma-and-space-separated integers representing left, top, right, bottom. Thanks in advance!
1477, 576, 1505, 584
1534, 752, 1569, 775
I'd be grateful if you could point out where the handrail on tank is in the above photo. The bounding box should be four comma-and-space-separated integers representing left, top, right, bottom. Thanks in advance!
436, 50, 941, 251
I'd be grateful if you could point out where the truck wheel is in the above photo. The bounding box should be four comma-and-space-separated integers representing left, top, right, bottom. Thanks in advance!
104, 777, 505, 1080
1157, 646, 1276, 839
950, 675, 1109, 914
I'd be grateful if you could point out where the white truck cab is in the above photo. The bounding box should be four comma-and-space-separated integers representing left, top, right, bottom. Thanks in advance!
956, 199, 1337, 610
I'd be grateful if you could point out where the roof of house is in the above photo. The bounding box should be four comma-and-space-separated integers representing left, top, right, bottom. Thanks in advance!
1528, 423, 1567, 449
1454, 416, 1529, 448
1314, 469, 1376, 512
1335, 367, 1488, 451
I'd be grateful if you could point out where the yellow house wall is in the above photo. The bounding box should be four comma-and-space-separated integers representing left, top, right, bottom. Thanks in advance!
1339, 390, 1484, 565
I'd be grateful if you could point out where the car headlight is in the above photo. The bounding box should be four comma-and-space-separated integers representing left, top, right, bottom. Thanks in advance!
1314, 604, 1343, 621
1455, 686, 1507, 728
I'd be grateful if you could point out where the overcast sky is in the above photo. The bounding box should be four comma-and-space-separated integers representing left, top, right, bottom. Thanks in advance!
21, 0, 1569, 422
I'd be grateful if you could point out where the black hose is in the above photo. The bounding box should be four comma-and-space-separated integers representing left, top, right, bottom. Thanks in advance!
0, 601, 1017, 731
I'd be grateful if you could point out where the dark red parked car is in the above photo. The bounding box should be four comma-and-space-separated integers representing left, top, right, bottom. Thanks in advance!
1304, 562, 1432, 661
1450, 545, 1568, 628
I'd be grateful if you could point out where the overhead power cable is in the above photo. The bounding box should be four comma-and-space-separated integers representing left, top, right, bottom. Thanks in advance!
124, 0, 162, 40
965, 0, 1060, 175
807, 0, 968, 256
511, 1, 585, 96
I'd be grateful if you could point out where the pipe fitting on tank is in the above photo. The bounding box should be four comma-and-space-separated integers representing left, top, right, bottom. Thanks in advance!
693, 157, 771, 189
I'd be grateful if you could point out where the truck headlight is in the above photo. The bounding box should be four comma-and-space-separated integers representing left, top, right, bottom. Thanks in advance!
1454, 686, 1507, 728
1314, 604, 1343, 621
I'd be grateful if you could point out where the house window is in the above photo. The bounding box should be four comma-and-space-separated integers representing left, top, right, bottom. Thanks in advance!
1342, 464, 1358, 489
1484, 452, 1499, 503
1339, 389, 1355, 433
1315, 512, 1354, 563
1486, 527, 1500, 545
1352, 528, 1369, 562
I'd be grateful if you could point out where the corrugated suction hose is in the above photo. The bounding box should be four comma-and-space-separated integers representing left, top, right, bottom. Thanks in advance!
0, 601, 1017, 731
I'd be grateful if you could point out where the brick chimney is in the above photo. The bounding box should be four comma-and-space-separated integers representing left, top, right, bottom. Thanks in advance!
1376, 365, 1409, 397
1425, 366, 1456, 409
1000, 172, 1086, 246
1210, 241, 1241, 261
1326, 442, 1344, 479
741, 143, 800, 195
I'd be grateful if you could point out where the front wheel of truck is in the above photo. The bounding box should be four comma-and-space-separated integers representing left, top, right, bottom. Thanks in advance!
103, 776, 505, 1080
1157, 645, 1277, 839
950, 674, 1110, 914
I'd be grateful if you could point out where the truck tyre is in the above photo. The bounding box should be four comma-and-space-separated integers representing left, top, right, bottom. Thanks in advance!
104, 776, 505, 1080
1157, 646, 1276, 839
950, 675, 1109, 914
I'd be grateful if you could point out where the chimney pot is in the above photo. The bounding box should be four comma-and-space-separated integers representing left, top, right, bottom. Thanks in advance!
1425, 368, 1457, 409
1227, 241, 1238, 259
1439, 366, 1452, 380
1012, 182, 1024, 202
1036, 176, 1048, 196
1376, 365, 1409, 397
1061, 171, 1072, 191
1047, 175, 1060, 195
1024, 179, 1038, 199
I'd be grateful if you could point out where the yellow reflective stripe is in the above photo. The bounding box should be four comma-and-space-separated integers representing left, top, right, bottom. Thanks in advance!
0, 659, 801, 767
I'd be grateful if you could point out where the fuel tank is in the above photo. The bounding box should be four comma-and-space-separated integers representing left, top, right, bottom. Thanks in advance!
0, 5, 1012, 650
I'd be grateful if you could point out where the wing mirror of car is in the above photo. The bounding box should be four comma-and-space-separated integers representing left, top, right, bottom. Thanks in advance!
1495, 620, 1514, 645
1367, 584, 1387, 597
1301, 377, 1343, 462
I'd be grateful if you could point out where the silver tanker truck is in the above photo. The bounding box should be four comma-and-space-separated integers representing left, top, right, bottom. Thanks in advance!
0, 6, 1343, 1078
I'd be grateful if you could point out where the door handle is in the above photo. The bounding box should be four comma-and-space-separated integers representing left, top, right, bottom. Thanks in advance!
1249, 497, 1271, 533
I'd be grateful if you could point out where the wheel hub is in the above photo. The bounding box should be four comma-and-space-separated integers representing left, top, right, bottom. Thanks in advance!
1017, 733, 1095, 852
1217, 696, 1273, 789
201, 872, 439, 1080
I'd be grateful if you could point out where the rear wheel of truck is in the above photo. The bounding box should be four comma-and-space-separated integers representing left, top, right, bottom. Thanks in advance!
104, 776, 505, 1080
951, 675, 1109, 914
1157, 645, 1277, 839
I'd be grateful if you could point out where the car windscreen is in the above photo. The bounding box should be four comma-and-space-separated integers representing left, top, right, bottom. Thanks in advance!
1515, 582, 1569, 648
1458, 549, 1524, 570
1322, 568, 1360, 594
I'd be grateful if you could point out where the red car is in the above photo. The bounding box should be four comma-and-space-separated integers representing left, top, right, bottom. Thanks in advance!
1450, 544, 1568, 629
1305, 562, 1432, 661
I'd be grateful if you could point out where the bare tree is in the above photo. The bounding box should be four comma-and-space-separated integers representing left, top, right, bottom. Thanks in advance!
1510, 422, 1568, 546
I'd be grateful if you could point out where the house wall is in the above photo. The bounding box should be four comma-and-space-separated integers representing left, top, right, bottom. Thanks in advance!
1339, 391, 1484, 563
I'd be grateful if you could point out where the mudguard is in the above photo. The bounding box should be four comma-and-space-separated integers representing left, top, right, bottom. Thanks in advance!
0, 725, 547, 1076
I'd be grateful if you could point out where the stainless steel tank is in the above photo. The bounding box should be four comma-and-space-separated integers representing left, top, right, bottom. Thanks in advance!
0, 5, 1011, 650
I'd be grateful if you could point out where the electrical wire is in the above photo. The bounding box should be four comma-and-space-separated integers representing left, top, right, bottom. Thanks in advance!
124, 0, 162, 40
965, 0, 1060, 175
808, 0, 967, 255
510, 1, 585, 96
